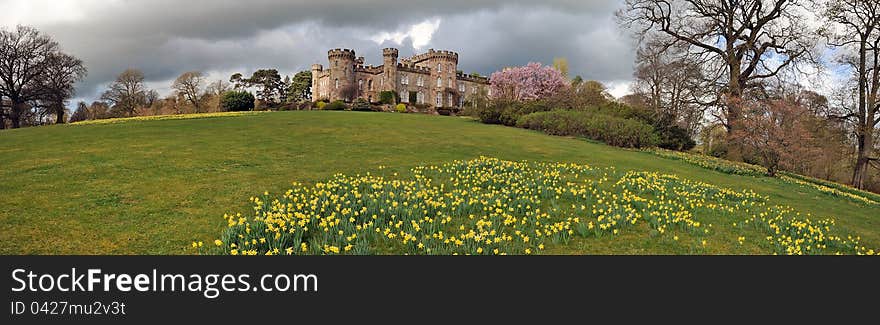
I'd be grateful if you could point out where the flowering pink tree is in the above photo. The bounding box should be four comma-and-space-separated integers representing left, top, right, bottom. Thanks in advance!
489, 62, 569, 101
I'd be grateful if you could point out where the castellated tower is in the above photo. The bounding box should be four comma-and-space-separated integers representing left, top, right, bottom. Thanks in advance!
310, 64, 323, 99
328, 49, 357, 101
417, 49, 459, 107
382, 48, 398, 93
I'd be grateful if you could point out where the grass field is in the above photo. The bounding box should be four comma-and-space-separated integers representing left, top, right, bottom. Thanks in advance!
1, 110, 877, 254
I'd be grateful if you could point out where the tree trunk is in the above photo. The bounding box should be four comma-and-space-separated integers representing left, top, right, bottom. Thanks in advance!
852, 132, 872, 189
55, 103, 65, 124
852, 37, 870, 189
725, 60, 744, 161
10, 101, 25, 128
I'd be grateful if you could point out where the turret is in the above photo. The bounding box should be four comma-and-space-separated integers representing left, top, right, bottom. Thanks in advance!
382, 48, 399, 92
328, 49, 357, 101
311, 64, 323, 100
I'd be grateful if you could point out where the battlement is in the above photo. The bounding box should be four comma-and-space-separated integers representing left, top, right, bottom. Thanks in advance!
456, 71, 490, 84
355, 64, 383, 74
383, 48, 399, 57
311, 64, 323, 71
398, 62, 431, 74
407, 49, 459, 64
328, 48, 356, 59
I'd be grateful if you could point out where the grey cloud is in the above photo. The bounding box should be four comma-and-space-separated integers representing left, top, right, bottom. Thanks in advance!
8, 0, 632, 102
430, 5, 635, 82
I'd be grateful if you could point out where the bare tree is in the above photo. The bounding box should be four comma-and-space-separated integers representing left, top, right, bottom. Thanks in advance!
87, 101, 110, 120
145, 90, 159, 107
205, 80, 231, 111
823, 0, 880, 189
69, 101, 89, 123
38, 52, 87, 123
618, 0, 816, 139
101, 69, 148, 117
633, 39, 710, 137
206, 80, 230, 97
172, 71, 205, 113
731, 98, 818, 176
0, 25, 59, 128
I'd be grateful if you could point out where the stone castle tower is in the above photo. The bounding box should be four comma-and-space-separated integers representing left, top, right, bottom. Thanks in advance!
312, 47, 489, 108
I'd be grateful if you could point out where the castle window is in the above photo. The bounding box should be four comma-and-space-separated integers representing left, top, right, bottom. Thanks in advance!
436, 77, 441, 87
417, 76, 423, 87
401, 74, 408, 85
335, 79, 339, 89
448, 78, 453, 88
436, 93, 443, 107
401, 89, 409, 103
417, 91, 424, 104
449, 95, 454, 107
359, 79, 363, 90
459, 84, 465, 92
437, 63, 441, 72
368, 79, 373, 91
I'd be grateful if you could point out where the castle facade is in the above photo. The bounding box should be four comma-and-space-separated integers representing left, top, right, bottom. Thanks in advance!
312, 48, 489, 108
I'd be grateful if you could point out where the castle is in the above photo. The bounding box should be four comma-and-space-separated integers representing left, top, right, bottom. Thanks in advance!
312, 48, 489, 108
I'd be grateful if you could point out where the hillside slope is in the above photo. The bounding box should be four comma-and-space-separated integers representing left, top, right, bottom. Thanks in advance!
0, 111, 877, 254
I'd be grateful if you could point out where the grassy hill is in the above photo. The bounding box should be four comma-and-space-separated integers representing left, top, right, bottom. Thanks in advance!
0, 110, 877, 254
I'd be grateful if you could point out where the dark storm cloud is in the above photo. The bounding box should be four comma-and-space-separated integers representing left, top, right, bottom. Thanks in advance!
3, 0, 634, 101
429, 5, 634, 82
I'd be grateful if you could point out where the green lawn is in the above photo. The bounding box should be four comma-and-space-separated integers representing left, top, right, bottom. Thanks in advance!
0, 110, 877, 254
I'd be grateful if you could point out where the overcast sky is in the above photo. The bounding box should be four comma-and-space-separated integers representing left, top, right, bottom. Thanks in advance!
1, 0, 640, 104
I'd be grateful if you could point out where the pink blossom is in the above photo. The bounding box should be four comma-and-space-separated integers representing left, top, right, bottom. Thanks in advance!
489, 62, 569, 101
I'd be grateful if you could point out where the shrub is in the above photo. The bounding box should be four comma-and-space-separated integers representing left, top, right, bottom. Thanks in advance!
502, 100, 554, 126
298, 102, 314, 110
654, 123, 697, 151
437, 108, 454, 116
276, 102, 297, 111
517, 110, 659, 148
220, 91, 255, 112
474, 99, 553, 126
315, 101, 327, 110
395, 104, 406, 113
323, 100, 347, 111
378, 91, 398, 105
351, 98, 371, 111
583, 101, 653, 123
475, 101, 505, 124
